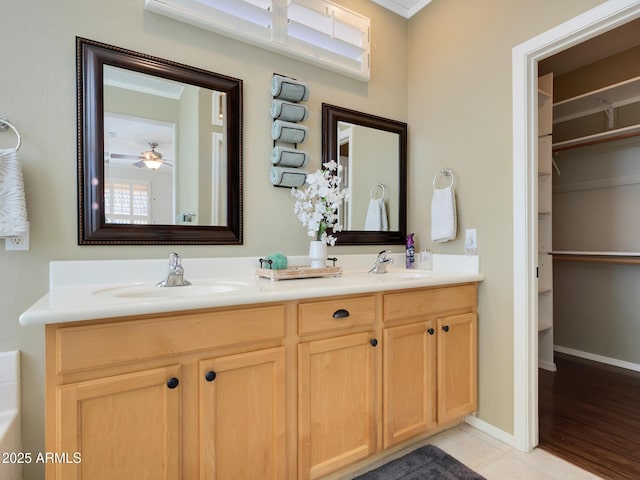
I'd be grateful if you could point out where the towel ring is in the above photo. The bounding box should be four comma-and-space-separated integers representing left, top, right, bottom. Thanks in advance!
0, 118, 21, 152
433, 168, 454, 189
370, 183, 385, 200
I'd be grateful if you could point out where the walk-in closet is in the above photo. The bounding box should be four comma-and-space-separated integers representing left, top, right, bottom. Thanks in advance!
536, 19, 640, 480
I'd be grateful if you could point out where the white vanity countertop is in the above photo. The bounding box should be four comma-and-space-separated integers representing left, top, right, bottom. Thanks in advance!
19, 253, 483, 326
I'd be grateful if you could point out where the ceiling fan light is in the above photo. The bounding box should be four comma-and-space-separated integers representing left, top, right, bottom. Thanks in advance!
143, 158, 163, 170
140, 142, 163, 169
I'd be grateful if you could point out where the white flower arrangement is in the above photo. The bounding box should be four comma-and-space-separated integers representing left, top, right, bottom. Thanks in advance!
291, 160, 349, 246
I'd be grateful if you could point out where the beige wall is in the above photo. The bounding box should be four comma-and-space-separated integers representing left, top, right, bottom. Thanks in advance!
407, 0, 604, 434
0, 1, 611, 478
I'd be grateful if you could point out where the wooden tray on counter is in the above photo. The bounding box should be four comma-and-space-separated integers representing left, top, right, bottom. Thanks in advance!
256, 266, 343, 281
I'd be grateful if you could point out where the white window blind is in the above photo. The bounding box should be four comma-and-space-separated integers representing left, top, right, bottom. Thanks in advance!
105, 180, 152, 224
145, 0, 370, 81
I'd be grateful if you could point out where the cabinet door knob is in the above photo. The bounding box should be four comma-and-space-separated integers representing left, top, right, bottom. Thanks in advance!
370, 338, 378, 347
332, 309, 350, 319
427, 328, 435, 335
442, 325, 450, 333
205, 371, 217, 382
166, 377, 179, 389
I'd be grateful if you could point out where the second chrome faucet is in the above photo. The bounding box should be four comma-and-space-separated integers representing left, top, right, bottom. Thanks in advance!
157, 252, 191, 287
369, 250, 394, 274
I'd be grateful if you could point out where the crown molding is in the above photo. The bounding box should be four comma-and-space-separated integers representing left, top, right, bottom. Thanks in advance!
371, 0, 433, 19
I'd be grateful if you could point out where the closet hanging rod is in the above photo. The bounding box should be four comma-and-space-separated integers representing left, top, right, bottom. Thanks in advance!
552, 123, 640, 152
0, 117, 21, 151
553, 251, 640, 266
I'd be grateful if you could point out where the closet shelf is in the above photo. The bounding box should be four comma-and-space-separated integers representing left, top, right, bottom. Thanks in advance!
553, 75, 640, 123
552, 123, 640, 152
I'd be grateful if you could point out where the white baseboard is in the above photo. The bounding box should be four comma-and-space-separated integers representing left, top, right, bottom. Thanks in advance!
538, 360, 557, 372
554, 345, 640, 373
464, 414, 515, 447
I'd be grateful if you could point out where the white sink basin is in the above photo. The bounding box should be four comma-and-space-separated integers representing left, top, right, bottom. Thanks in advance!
93, 280, 251, 299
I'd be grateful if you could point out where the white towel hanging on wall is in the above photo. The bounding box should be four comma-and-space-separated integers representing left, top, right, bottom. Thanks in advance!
0, 118, 27, 238
431, 168, 457, 242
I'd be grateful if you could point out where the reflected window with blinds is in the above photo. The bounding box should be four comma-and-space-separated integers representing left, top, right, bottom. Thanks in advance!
105, 180, 151, 224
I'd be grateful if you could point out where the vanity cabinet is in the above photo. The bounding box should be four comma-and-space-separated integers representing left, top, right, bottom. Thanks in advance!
45, 283, 478, 480
382, 320, 437, 448
298, 332, 378, 480
436, 312, 477, 423
297, 295, 378, 480
382, 285, 478, 449
55, 365, 181, 479
45, 304, 287, 480
199, 347, 286, 479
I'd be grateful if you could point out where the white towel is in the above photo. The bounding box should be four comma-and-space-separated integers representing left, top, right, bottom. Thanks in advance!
431, 185, 457, 242
364, 198, 388, 231
0, 148, 28, 238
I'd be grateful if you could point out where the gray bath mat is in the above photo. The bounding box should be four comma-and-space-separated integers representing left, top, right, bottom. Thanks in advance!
353, 445, 486, 480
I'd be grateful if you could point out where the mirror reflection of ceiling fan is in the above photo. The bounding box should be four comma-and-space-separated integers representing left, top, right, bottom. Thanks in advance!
109, 142, 173, 170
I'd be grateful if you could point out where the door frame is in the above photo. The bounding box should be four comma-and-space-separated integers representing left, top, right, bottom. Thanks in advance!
512, 0, 640, 452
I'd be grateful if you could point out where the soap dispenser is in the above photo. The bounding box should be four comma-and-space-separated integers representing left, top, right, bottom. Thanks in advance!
419, 247, 433, 271
406, 233, 415, 269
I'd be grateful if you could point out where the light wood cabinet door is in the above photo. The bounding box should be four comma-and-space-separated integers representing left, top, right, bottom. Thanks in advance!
55, 365, 181, 480
383, 321, 436, 448
437, 312, 478, 423
298, 331, 377, 480
199, 347, 286, 480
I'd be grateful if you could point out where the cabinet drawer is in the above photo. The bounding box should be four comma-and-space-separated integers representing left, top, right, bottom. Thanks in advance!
55, 304, 286, 374
384, 284, 476, 323
298, 296, 376, 335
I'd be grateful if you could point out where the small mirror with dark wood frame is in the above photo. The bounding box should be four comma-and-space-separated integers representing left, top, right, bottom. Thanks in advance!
77, 37, 243, 245
322, 104, 407, 245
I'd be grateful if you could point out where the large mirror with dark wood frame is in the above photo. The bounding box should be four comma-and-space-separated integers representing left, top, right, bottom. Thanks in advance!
322, 104, 407, 245
77, 37, 243, 245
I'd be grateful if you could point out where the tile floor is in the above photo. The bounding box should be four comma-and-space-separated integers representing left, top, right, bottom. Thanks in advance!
427, 423, 604, 480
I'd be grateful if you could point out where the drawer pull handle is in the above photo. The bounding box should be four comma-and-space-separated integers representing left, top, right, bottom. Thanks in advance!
205, 371, 217, 382
332, 309, 350, 319
167, 377, 179, 389
427, 328, 435, 335
370, 338, 378, 347
442, 325, 450, 333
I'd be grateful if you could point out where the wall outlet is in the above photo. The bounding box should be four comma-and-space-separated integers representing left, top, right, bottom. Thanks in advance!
464, 228, 477, 255
5, 222, 29, 251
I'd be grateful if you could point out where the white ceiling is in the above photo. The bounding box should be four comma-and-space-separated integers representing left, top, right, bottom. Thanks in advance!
371, 0, 432, 19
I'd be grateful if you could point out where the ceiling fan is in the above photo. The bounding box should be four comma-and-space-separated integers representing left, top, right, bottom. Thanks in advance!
108, 142, 173, 170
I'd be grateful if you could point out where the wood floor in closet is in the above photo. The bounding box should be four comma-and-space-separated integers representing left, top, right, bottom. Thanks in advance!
539, 352, 640, 480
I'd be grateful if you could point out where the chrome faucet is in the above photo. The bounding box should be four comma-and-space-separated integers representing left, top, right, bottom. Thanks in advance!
157, 252, 191, 287
369, 249, 394, 274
